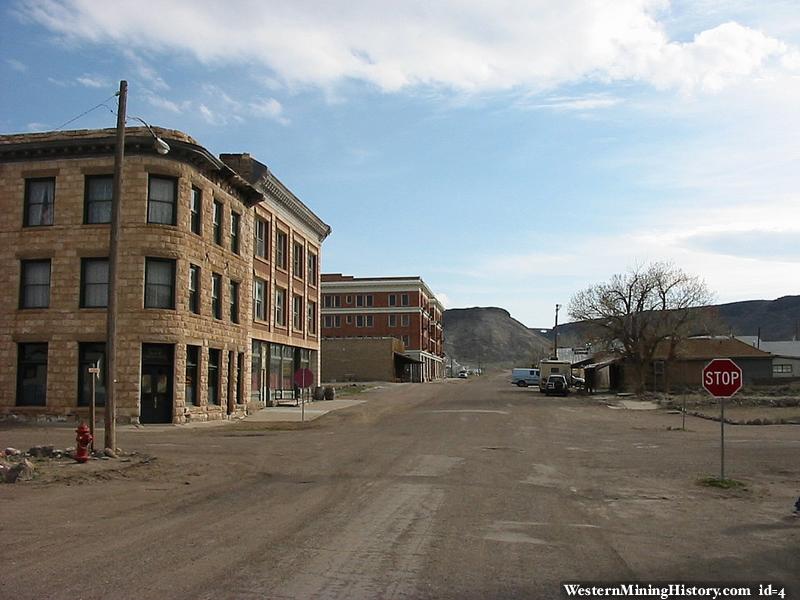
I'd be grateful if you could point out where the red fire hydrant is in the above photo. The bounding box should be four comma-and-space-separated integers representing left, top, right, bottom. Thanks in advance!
75, 422, 92, 463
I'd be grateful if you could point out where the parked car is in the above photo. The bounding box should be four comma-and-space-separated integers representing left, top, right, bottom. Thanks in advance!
544, 374, 569, 396
511, 368, 540, 387
458, 371, 469, 379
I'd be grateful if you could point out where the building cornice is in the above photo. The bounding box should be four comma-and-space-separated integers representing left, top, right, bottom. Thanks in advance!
0, 127, 331, 240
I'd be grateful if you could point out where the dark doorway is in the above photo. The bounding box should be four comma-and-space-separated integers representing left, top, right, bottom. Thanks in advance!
140, 343, 174, 424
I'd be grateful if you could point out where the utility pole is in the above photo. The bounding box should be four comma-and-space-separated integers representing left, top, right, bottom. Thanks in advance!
552, 303, 561, 360
105, 79, 127, 452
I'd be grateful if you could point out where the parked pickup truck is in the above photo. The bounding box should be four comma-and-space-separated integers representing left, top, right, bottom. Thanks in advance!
511, 368, 540, 387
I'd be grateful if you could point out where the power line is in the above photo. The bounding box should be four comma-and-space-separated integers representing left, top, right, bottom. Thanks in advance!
55, 93, 119, 131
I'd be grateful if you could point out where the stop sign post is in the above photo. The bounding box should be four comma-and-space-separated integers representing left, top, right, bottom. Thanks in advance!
702, 358, 743, 481
293, 368, 315, 423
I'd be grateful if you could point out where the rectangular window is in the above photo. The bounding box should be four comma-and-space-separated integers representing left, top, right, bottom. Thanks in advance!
253, 278, 266, 320
213, 200, 223, 245
356, 295, 364, 307
307, 300, 316, 334
230, 212, 240, 254
366, 295, 373, 307
80, 258, 109, 308
24, 177, 55, 227
401, 314, 410, 326
366, 315, 373, 327
208, 348, 220, 405
276, 230, 287, 269
307, 252, 317, 284
147, 175, 177, 225
292, 242, 304, 278
346, 315, 352, 324
389, 314, 397, 327
323, 294, 341, 308
211, 273, 222, 319
190, 187, 202, 235
230, 280, 240, 323
773, 364, 793, 374
293, 294, 303, 330
84, 175, 112, 224
323, 315, 333, 328
186, 345, 199, 406
254, 218, 268, 259
17, 342, 48, 406
20, 259, 51, 309
402, 335, 410, 347
78, 342, 106, 407
275, 287, 286, 326
144, 258, 176, 309
401, 293, 409, 306
356, 315, 364, 327
189, 264, 200, 314
389, 294, 397, 306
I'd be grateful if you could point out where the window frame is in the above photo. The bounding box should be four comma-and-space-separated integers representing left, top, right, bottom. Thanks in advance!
253, 277, 267, 321
254, 217, 268, 259
19, 259, 51, 309
144, 257, 176, 309
292, 294, 303, 331
211, 273, 222, 319
146, 175, 178, 226
307, 252, 317, 284
189, 264, 201, 314
80, 257, 109, 308
212, 200, 223, 246
23, 177, 55, 227
307, 300, 316, 334
207, 348, 220, 405
275, 286, 286, 326
230, 211, 241, 255
190, 186, 202, 235
84, 174, 113, 225
16, 342, 48, 406
292, 241, 304, 279
275, 230, 288, 270
186, 345, 200, 406
230, 280, 240, 323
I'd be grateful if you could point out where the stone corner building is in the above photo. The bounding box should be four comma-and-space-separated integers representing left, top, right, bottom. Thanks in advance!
0, 127, 330, 424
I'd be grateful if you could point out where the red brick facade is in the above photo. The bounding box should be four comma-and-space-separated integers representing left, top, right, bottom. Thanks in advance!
320, 274, 444, 381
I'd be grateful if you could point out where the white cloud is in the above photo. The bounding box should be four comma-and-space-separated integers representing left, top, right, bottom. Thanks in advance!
16, 1, 800, 95
145, 92, 188, 114
76, 74, 107, 88
6, 58, 27, 72
198, 103, 217, 124
524, 93, 623, 111
249, 98, 289, 125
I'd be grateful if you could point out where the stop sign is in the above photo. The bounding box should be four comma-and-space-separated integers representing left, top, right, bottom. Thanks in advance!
702, 358, 743, 398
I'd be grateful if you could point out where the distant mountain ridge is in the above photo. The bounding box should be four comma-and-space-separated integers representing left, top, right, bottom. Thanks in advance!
443, 296, 800, 367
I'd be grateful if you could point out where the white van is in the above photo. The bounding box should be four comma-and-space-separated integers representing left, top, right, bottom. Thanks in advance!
511, 368, 540, 387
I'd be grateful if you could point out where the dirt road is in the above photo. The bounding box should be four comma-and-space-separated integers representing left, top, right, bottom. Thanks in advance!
1, 374, 798, 599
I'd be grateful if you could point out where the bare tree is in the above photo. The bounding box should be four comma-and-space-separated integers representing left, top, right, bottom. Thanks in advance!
568, 262, 715, 393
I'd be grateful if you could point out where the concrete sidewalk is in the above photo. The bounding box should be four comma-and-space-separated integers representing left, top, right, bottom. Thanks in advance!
245, 398, 367, 423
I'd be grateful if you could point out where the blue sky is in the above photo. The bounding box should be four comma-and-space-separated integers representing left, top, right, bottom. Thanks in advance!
2, 0, 799, 327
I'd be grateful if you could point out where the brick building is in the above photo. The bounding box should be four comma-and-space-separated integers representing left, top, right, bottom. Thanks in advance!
0, 127, 330, 424
320, 274, 445, 381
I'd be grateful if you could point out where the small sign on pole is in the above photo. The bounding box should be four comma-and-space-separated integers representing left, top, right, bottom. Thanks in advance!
88, 364, 101, 453
294, 368, 314, 423
702, 358, 743, 480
